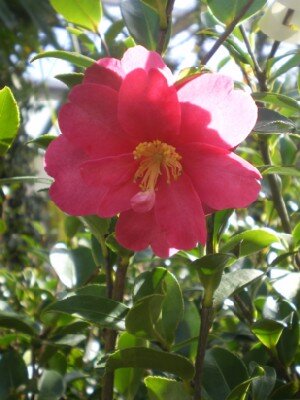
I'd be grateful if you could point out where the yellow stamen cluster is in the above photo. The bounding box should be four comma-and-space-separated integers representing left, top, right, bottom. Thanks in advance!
133, 140, 182, 191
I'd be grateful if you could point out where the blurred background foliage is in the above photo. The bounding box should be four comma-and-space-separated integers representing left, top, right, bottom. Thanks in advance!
0, 0, 300, 399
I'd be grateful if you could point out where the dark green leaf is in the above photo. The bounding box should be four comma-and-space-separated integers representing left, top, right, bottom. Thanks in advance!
49, 245, 97, 288
271, 54, 300, 81
252, 92, 300, 114
0, 311, 37, 335
121, 0, 160, 50
145, 376, 191, 400
251, 319, 285, 349
141, 0, 167, 27
50, 0, 102, 32
64, 216, 81, 239
251, 365, 276, 400
43, 295, 128, 330
106, 347, 194, 380
214, 269, 264, 307
31, 51, 95, 68
0, 349, 28, 399
28, 134, 57, 149
225, 377, 256, 400
202, 347, 249, 400
221, 229, 279, 257
55, 73, 84, 88
0, 86, 20, 156
80, 215, 111, 240
207, 0, 267, 25
37, 370, 65, 400
253, 108, 296, 134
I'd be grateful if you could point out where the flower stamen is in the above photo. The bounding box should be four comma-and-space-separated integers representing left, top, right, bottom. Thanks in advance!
133, 140, 182, 191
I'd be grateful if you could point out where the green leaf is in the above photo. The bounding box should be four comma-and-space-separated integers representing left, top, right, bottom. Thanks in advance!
28, 134, 56, 149
193, 254, 235, 295
214, 269, 264, 307
261, 165, 300, 178
50, 0, 102, 32
31, 51, 95, 68
0, 176, 52, 186
121, 0, 160, 50
125, 294, 166, 342
106, 347, 194, 380
202, 347, 249, 400
0, 349, 28, 399
253, 108, 296, 134
145, 376, 191, 400
37, 370, 65, 400
225, 377, 256, 400
64, 216, 81, 239
49, 245, 97, 288
80, 215, 111, 240
252, 92, 300, 114
251, 319, 285, 349
75, 284, 107, 298
271, 54, 300, 81
55, 73, 84, 88
141, 0, 167, 27
0, 311, 37, 335
0, 86, 20, 156
43, 295, 128, 330
207, 0, 267, 26
221, 228, 279, 257
251, 365, 276, 400
114, 333, 145, 399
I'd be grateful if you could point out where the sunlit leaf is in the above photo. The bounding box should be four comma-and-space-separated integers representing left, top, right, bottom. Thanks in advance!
0, 86, 20, 156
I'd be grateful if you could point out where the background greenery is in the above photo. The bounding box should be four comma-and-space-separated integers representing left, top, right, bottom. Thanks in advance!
0, 0, 299, 399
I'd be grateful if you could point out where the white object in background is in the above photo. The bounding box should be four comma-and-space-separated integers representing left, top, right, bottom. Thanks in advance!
278, 0, 300, 11
258, 1, 300, 44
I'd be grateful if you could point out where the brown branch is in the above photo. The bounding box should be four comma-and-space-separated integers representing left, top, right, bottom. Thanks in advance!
156, 0, 176, 54
201, 0, 256, 65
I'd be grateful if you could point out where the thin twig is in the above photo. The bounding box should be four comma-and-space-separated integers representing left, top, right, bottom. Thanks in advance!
239, 25, 262, 75
156, 0, 176, 54
201, 0, 256, 65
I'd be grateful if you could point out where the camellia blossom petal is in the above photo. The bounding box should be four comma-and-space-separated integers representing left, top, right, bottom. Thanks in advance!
45, 45, 261, 257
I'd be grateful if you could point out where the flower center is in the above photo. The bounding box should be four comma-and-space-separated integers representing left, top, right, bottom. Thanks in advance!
133, 140, 182, 191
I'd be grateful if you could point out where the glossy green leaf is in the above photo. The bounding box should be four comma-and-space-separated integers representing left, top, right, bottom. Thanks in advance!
0, 349, 28, 399
271, 54, 300, 81
251, 319, 285, 349
43, 295, 128, 330
37, 370, 65, 400
252, 92, 300, 114
214, 269, 264, 307
253, 108, 296, 134
193, 254, 234, 294
226, 377, 256, 400
207, 0, 267, 25
145, 376, 191, 400
0, 311, 37, 335
31, 51, 95, 68
75, 284, 107, 298
251, 365, 276, 400
80, 215, 111, 240
221, 229, 279, 257
141, 0, 167, 26
114, 333, 145, 399
28, 134, 56, 149
50, 0, 102, 32
49, 245, 97, 288
121, 0, 160, 50
261, 166, 300, 178
106, 347, 194, 380
202, 347, 249, 400
125, 294, 166, 342
55, 72, 84, 88
0, 86, 20, 156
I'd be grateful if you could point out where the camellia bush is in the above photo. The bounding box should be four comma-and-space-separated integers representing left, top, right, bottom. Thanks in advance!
0, 0, 300, 399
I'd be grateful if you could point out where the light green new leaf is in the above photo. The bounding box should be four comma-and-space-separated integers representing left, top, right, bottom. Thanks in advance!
145, 376, 191, 400
31, 51, 95, 68
261, 166, 300, 178
251, 319, 285, 350
207, 0, 267, 26
0, 86, 20, 156
106, 347, 194, 380
50, 0, 102, 32
252, 92, 300, 114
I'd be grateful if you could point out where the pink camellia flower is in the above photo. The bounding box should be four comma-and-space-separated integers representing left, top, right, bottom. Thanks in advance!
45, 46, 261, 258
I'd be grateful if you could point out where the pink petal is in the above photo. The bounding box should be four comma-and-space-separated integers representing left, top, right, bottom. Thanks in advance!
45, 135, 104, 215
118, 68, 181, 141
177, 74, 257, 149
116, 209, 173, 258
155, 172, 207, 249
179, 143, 261, 210
130, 190, 155, 213
84, 58, 124, 90
59, 84, 135, 158
121, 45, 173, 84
80, 153, 135, 187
